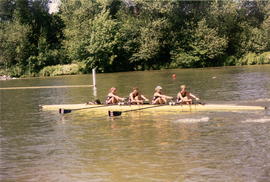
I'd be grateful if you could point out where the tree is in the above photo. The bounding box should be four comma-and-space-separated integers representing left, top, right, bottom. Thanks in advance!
1, 0, 270, 76
0, 19, 30, 74
120, 0, 174, 70
171, 19, 227, 68
0, 0, 15, 21
61, 0, 119, 72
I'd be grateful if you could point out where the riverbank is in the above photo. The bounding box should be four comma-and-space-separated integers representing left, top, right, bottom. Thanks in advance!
1, 52, 270, 78
0, 75, 17, 80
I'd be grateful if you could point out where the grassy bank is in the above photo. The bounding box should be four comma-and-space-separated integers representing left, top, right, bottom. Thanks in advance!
1, 52, 270, 78
237, 52, 270, 65
222, 52, 270, 66
0, 63, 86, 78
39, 63, 86, 77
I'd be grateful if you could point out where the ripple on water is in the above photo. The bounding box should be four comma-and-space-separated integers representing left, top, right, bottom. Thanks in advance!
254, 98, 270, 102
172, 117, 210, 124
241, 117, 270, 123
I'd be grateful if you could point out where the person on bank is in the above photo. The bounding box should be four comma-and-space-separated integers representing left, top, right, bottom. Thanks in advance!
106, 87, 125, 104
152, 86, 173, 104
129, 87, 149, 104
176, 85, 200, 105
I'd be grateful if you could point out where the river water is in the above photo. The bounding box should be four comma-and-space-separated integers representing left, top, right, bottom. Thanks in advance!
1, 65, 270, 182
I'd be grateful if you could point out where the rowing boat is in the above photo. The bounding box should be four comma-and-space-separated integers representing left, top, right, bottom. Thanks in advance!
40, 103, 266, 113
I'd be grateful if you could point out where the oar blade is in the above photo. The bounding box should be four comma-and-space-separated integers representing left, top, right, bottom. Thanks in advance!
59, 108, 72, 114
108, 111, 122, 117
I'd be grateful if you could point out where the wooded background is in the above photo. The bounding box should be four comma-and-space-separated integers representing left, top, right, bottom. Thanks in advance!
1, 0, 269, 76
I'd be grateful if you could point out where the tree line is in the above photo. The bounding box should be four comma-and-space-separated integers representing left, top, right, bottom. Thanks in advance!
0, 0, 270, 77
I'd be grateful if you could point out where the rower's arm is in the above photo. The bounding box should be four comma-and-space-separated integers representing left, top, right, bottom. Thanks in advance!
129, 93, 135, 102
141, 95, 149, 101
161, 94, 173, 99
190, 93, 199, 100
154, 93, 172, 100
111, 93, 125, 101
177, 92, 184, 100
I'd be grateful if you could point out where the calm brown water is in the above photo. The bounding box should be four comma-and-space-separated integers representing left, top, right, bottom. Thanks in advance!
1, 65, 270, 182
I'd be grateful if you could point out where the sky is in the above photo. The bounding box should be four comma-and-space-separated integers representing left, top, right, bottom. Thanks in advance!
48, 0, 61, 14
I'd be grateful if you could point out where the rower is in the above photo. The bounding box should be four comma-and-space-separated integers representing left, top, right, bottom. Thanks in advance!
105, 87, 125, 104
152, 86, 173, 104
176, 85, 200, 105
128, 87, 149, 104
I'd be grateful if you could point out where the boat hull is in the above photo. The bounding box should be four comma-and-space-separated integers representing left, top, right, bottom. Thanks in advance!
40, 104, 266, 113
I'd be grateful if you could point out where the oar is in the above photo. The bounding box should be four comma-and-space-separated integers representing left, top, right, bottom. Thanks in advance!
108, 104, 167, 117
194, 100, 205, 105
59, 104, 110, 114
175, 100, 205, 105
171, 100, 205, 112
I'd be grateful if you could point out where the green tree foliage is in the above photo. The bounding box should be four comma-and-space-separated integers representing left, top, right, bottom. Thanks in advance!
171, 19, 227, 68
61, 1, 118, 72
117, 0, 174, 70
130, 18, 170, 69
261, 3, 270, 50
0, 19, 30, 74
1, 0, 270, 77
0, 0, 64, 75
82, 10, 119, 72
0, 0, 15, 21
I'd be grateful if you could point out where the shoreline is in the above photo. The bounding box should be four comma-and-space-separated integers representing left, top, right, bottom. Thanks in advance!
1, 64, 270, 80
0, 75, 17, 81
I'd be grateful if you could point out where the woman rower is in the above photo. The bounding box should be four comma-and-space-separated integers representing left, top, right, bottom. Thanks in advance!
152, 86, 173, 104
106, 87, 125, 104
176, 85, 200, 105
128, 87, 149, 104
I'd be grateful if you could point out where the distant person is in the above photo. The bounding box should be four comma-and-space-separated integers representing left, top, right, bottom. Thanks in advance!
152, 86, 173, 104
176, 85, 200, 105
128, 87, 149, 104
106, 87, 125, 104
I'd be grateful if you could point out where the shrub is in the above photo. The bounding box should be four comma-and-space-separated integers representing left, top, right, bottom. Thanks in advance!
257, 52, 270, 64
8, 66, 24, 77
170, 50, 200, 68
237, 52, 270, 65
39, 63, 86, 77
223, 56, 237, 66
237, 52, 257, 65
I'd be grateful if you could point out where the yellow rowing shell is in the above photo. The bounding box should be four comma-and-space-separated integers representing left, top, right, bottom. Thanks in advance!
41, 104, 266, 112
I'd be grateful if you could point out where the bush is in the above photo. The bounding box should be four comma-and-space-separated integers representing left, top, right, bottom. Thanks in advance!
257, 52, 270, 64
0, 68, 6, 75
27, 49, 68, 73
223, 56, 237, 66
170, 50, 200, 68
8, 66, 24, 77
237, 52, 257, 65
39, 63, 86, 77
237, 52, 270, 65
